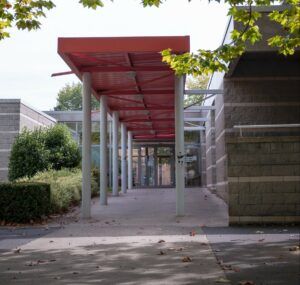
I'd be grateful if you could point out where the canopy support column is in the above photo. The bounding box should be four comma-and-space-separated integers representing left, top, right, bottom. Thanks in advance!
121, 123, 127, 194
100, 95, 108, 205
82, 72, 92, 218
127, 131, 133, 190
112, 111, 119, 196
175, 75, 185, 216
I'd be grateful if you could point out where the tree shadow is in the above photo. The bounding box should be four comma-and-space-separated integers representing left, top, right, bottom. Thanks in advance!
0, 240, 225, 285
203, 226, 300, 285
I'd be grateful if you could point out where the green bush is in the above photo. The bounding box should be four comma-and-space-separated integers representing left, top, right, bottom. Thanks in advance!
8, 129, 50, 181
8, 124, 81, 181
92, 166, 100, 188
19, 168, 98, 213
0, 183, 50, 223
44, 124, 81, 170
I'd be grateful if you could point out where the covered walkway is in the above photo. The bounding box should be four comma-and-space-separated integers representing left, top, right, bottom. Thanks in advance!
57, 36, 190, 217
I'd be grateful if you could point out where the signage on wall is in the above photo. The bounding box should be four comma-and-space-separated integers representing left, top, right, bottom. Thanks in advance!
184, 156, 197, 163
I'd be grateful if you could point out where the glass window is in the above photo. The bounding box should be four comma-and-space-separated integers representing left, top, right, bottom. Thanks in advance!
157, 147, 172, 156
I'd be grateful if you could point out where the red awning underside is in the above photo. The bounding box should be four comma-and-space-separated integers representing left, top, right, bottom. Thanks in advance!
58, 36, 190, 140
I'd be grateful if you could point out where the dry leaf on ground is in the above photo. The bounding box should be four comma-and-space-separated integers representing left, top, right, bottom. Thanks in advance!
215, 277, 231, 283
289, 246, 300, 251
182, 256, 192, 262
13, 248, 21, 254
239, 281, 255, 285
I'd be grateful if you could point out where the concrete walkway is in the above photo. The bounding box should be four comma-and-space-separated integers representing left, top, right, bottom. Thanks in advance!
0, 188, 299, 284
0, 188, 229, 284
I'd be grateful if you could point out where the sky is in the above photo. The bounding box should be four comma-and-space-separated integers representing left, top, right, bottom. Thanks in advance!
0, 0, 229, 111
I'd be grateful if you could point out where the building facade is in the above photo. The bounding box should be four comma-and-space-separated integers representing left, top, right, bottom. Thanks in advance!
0, 99, 56, 181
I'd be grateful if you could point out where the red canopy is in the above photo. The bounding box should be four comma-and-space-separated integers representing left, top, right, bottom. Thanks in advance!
58, 36, 190, 140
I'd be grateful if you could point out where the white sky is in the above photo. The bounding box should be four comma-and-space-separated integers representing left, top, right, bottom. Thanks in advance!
0, 0, 229, 110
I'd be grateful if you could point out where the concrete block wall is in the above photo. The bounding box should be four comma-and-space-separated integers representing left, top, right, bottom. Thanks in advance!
214, 85, 228, 202
222, 78, 300, 224
205, 109, 217, 193
0, 100, 20, 181
200, 129, 207, 187
0, 99, 56, 181
20, 103, 55, 131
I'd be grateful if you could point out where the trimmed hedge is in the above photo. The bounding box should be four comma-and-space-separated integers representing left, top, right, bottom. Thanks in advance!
19, 168, 98, 213
0, 183, 50, 223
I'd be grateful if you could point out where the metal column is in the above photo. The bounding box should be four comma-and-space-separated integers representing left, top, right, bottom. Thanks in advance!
121, 123, 127, 194
175, 76, 185, 216
81, 72, 92, 218
127, 131, 133, 190
112, 111, 119, 196
137, 147, 142, 187
100, 95, 108, 205
108, 119, 112, 188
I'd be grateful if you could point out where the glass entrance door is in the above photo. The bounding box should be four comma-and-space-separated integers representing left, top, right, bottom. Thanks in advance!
135, 145, 175, 188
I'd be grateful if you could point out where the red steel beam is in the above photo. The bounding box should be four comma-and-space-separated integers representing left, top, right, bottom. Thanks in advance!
51, 71, 74, 77
99, 89, 174, 96
122, 118, 174, 123
97, 73, 173, 95
112, 106, 173, 111
134, 134, 175, 139
128, 127, 173, 131
80, 65, 171, 73
109, 96, 144, 105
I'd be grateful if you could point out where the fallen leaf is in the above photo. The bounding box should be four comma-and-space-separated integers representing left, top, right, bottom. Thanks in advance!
182, 256, 192, 262
13, 248, 21, 254
289, 246, 300, 252
221, 264, 233, 271
239, 281, 255, 285
158, 240, 165, 243
157, 250, 166, 255
215, 277, 231, 283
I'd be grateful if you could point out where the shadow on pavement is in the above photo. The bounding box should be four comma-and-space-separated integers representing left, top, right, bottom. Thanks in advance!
203, 226, 300, 285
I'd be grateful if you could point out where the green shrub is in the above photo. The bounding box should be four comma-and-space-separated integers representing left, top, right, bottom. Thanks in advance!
19, 168, 98, 213
8, 124, 81, 181
8, 129, 50, 181
92, 166, 100, 188
0, 183, 50, 223
44, 124, 81, 170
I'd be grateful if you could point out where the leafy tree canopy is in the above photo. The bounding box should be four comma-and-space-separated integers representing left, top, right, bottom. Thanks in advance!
54, 82, 99, 111
1, 1, 299, 75
184, 75, 209, 107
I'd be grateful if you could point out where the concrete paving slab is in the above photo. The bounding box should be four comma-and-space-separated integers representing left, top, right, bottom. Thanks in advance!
204, 226, 300, 285
0, 188, 229, 285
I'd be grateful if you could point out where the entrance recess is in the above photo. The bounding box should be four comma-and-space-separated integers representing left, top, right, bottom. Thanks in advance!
133, 145, 175, 188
